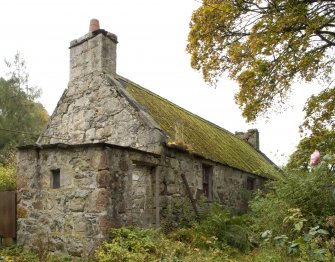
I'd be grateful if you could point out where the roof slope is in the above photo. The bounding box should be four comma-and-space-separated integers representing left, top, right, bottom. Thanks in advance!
117, 76, 278, 179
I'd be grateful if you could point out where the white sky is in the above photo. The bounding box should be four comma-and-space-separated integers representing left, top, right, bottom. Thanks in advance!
0, 0, 324, 166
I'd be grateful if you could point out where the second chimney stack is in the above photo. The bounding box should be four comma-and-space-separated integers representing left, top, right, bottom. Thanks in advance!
235, 129, 260, 150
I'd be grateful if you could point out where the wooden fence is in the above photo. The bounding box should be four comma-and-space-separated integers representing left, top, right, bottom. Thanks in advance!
0, 191, 16, 244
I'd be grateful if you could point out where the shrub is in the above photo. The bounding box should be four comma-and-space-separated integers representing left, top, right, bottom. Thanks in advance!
193, 206, 250, 252
0, 245, 93, 262
0, 163, 16, 191
258, 209, 334, 261
95, 227, 189, 262
248, 157, 335, 261
0, 245, 39, 262
249, 163, 335, 237
161, 196, 249, 253
235, 246, 295, 262
95, 227, 158, 262
95, 226, 235, 262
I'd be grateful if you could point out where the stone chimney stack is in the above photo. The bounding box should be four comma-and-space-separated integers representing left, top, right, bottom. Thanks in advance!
69, 19, 118, 81
235, 129, 260, 150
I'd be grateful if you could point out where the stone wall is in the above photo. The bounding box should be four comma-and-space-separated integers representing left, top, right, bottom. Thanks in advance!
17, 145, 110, 257
37, 72, 164, 154
17, 143, 266, 257
160, 148, 265, 214
16, 144, 163, 257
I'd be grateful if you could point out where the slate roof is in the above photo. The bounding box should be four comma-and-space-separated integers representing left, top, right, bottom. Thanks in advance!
116, 75, 279, 179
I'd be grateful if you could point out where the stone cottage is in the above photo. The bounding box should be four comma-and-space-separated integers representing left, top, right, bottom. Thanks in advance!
16, 19, 278, 257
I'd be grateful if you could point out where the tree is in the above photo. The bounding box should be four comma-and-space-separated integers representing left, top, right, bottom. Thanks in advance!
4, 52, 40, 100
302, 86, 335, 133
287, 129, 335, 170
187, 0, 335, 124
286, 86, 335, 168
0, 52, 49, 163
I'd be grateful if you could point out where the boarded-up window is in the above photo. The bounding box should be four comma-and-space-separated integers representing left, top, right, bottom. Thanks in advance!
51, 169, 60, 189
202, 165, 213, 200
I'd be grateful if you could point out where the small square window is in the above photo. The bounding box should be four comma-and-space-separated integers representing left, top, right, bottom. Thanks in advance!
246, 177, 256, 191
51, 169, 60, 189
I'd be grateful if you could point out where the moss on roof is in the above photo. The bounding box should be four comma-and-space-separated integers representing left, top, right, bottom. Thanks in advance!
117, 76, 279, 179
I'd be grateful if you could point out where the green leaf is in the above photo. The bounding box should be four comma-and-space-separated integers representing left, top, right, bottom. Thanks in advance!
294, 221, 304, 232
316, 229, 329, 235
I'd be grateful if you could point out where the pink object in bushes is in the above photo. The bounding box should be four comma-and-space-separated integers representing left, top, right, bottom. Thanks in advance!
310, 150, 321, 166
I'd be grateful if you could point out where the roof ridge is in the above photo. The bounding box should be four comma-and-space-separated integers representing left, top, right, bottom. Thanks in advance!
116, 74, 242, 139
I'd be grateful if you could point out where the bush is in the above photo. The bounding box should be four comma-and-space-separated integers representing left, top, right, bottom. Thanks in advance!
95, 226, 236, 262
235, 246, 295, 262
257, 209, 334, 261
160, 195, 250, 253
248, 158, 335, 261
0, 245, 95, 262
95, 227, 158, 262
193, 206, 250, 252
0, 163, 16, 191
250, 163, 335, 237
95, 227, 191, 262
0, 245, 39, 262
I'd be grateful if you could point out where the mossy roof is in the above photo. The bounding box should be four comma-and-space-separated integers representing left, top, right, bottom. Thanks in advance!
117, 76, 279, 179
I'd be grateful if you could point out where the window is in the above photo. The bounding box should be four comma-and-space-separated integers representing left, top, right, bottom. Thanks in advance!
246, 177, 256, 191
202, 165, 213, 200
51, 169, 60, 189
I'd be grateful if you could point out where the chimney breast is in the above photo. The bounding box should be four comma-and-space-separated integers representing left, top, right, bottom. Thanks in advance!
69, 19, 118, 81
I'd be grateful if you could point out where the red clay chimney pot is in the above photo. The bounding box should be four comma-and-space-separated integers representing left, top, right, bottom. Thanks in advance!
89, 19, 100, 32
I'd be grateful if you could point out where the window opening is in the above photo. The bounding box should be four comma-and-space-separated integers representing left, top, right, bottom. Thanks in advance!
202, 165, 212, 200
246, 177, 256, 191
51, 169, 60, 189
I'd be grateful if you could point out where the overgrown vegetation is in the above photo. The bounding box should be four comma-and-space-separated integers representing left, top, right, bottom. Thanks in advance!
0, 163, 16, 191
95, 210, 245, 262
0, 245, 39, 262
247, 156, 335, 261
0, 245, 92, 262
250, 163, 335, 236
